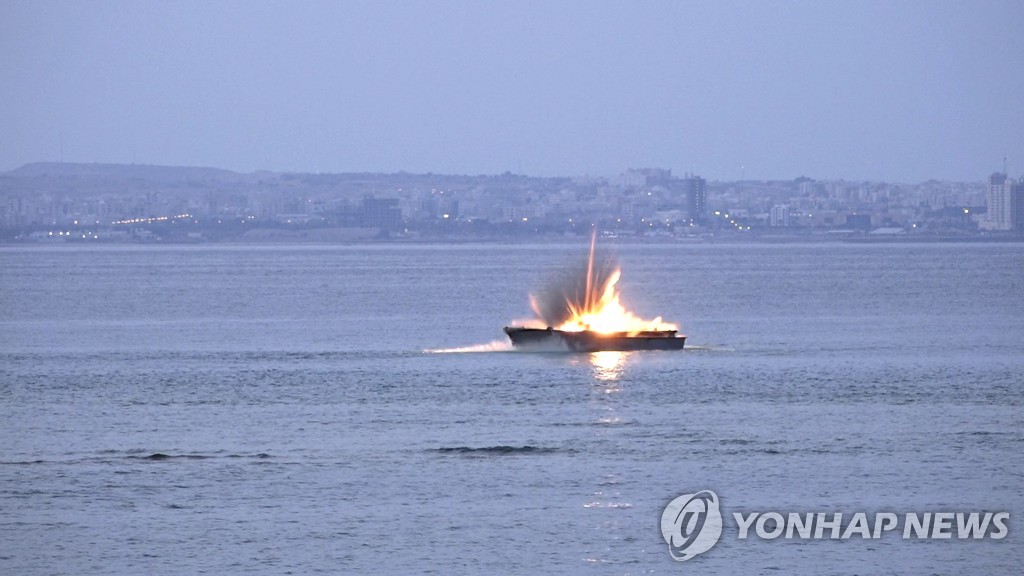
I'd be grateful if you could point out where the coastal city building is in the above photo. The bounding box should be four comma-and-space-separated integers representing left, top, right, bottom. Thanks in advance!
983, 172, 1015, 231
681, 175, 707, 222
0, 163, 1017, 241
769, 205, 790, 227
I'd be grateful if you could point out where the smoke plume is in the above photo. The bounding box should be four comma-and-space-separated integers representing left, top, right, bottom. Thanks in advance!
530, 245, 618, 328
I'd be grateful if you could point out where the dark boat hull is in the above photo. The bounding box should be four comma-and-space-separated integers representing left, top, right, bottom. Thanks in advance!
503, 327, 686, 352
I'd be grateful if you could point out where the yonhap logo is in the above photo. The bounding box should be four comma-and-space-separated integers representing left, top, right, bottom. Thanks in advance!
660, 490, 1010, 562
660, 490, 723, 561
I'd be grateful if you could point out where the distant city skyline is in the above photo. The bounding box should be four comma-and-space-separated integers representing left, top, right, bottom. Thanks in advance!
5, 162, 1009, 242
2, 1, 1023, 182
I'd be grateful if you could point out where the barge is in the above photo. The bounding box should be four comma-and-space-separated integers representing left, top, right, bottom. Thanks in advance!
503, 326, 686, 352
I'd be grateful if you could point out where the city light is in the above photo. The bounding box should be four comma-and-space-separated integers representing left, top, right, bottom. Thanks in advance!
111, 214, 192, 225
2, 166, 1009, 241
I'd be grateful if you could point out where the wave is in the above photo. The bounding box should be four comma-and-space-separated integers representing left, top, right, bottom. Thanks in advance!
582, 501, 633, 509
134, 452, 272, 461
683, 344, 735, 352
423, 339, 515, 353
0, 451, 273, 465
434, 445, 559, 455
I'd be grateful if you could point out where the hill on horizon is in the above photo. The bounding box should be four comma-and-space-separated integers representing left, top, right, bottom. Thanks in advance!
4, 161, 247, 180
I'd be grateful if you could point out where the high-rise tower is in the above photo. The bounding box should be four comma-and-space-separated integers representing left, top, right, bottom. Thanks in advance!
984, 172, 1017, 231
682, 175, 707, 222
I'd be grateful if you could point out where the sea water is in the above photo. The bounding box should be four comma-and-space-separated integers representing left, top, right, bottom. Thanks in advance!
1, 242, 1021, 574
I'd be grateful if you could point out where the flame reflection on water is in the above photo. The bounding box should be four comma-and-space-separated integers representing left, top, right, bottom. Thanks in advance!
589, 351, 629, 383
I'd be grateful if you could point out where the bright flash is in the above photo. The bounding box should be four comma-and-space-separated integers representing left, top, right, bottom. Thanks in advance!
529, 230, 677, 335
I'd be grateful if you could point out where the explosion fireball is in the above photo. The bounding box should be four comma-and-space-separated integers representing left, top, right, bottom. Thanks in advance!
526, 231, 677, 335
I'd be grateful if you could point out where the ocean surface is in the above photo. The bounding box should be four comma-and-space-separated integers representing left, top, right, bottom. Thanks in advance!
1, 242, 1022, 575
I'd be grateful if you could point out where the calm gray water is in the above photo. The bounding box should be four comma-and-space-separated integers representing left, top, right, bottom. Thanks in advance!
1, 243, 1022, 574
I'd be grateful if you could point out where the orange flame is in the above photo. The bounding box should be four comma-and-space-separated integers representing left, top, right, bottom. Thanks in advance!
529, 230, 677, 335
